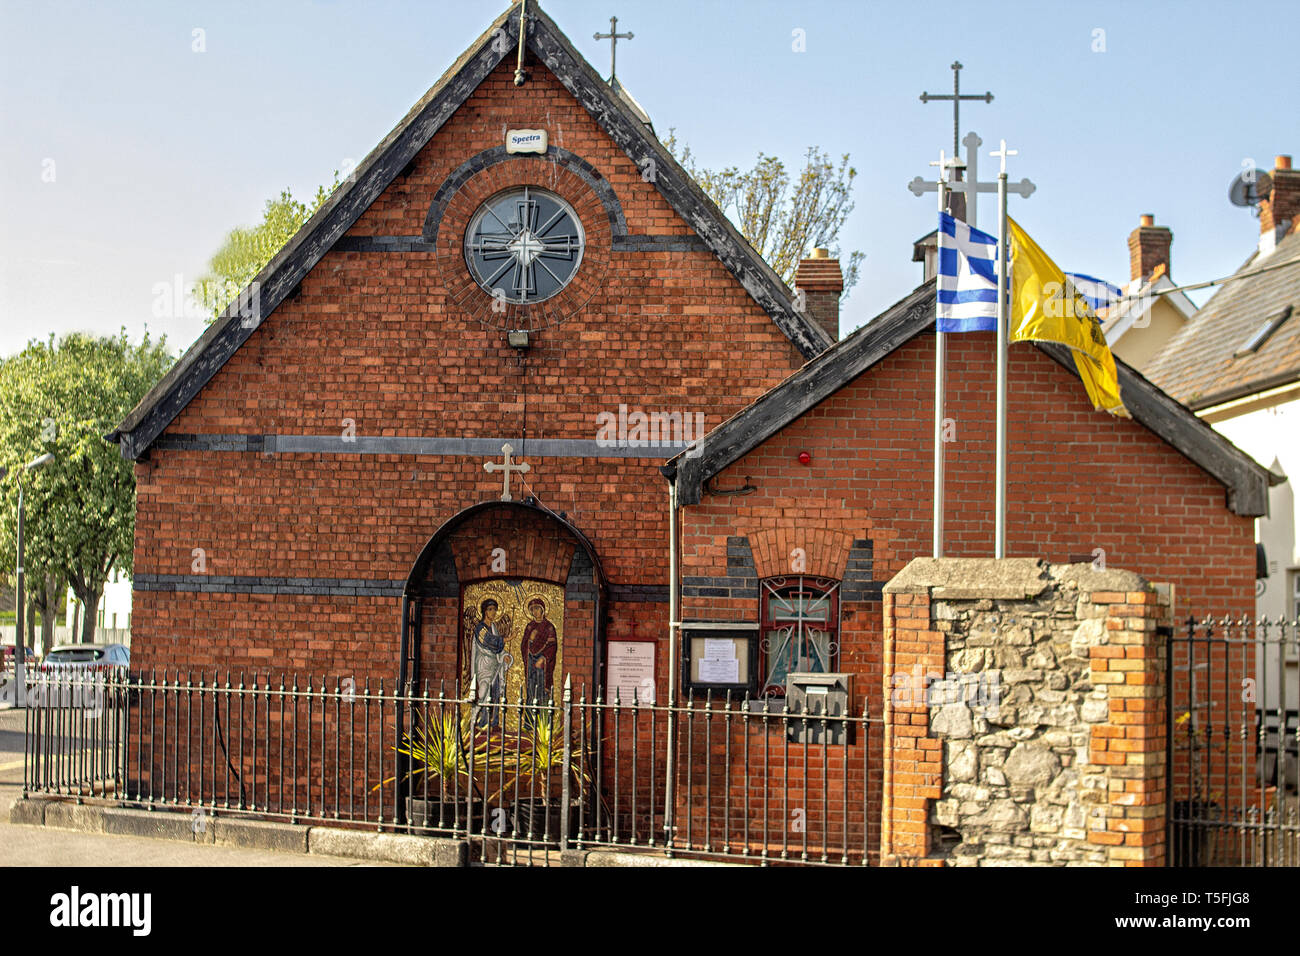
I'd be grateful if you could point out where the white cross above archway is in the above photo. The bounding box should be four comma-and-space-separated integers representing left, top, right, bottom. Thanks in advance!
484, 443, 531, 501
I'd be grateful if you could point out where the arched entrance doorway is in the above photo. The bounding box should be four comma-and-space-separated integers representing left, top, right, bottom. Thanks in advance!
400, 498, 608, 694
395, 499, 608, 825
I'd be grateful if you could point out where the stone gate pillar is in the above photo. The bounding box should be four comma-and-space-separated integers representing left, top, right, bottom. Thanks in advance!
880, 558, 1170, 866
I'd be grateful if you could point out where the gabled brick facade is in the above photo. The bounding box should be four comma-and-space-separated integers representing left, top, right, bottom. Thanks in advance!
126, 37, 812, 687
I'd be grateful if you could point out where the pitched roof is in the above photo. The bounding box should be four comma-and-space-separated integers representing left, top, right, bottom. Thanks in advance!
1098, 273, 1196, 343
109, 3, 830, 460
1144, 225, 1300, 409
664, 278, 1280, 516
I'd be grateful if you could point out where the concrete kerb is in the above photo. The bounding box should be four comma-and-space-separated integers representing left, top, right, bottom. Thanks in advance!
9, 798, 467, 865
103, 807, 197, 842
211, 816, 309, 853
10, 799, 735, 866
581, 849, 746, 867
307, 827, 467, 867
44, 800, 106, 833
9, 795, 53, 827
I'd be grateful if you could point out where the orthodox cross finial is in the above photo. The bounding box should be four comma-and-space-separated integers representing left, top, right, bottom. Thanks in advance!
594, 16, 634, 81
920, 60, 994, 158
484, 443, 531, 501
910, 132, 1033, 226
929, 148, 953, 177
991, 138, 1017, 175
990, 139, 1035, 198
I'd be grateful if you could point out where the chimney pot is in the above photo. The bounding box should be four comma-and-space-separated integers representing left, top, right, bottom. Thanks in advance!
1260, 152, 1300, 237
794, 253, 844, 345
1127, 215, 1172, 283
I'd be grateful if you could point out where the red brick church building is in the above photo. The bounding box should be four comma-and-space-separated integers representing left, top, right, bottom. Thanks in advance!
108, 3, 1274, 860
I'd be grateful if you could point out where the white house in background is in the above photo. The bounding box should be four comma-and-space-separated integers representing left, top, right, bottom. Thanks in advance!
63, 567, 133, 641
1144, 154, 1300, 720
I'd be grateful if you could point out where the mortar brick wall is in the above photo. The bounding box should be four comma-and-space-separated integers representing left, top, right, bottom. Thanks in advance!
129, 54, 808, 688
676, 332, 1255, 863
683, 332, 1255, 618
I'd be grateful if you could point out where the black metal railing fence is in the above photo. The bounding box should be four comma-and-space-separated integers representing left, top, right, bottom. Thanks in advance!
20, 668, 880, 866
1167, 615, 1299, 866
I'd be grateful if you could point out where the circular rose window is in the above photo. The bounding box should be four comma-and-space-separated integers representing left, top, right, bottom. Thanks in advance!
464, 186, 585, 305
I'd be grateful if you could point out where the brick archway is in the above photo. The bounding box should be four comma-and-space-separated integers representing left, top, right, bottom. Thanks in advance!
399, 498, 608, 694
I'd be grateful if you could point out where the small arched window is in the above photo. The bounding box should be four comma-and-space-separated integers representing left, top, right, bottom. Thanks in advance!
759, 576, 840, 698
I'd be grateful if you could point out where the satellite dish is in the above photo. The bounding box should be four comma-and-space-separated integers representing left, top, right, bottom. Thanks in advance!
1229, 169, 1273, 207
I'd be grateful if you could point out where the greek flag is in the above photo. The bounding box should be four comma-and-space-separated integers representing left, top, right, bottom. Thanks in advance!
937, 212, 1001, 332
1064, 272, 1122, 312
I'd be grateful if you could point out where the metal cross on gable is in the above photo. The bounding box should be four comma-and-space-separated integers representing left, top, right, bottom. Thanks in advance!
920, 61, 994, 159
909, 131, 1035, 230
594, 16, 633, 81
484, 442, 531, 502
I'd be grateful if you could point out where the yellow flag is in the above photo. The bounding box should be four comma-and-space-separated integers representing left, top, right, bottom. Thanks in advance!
1007, 217, 1128, 417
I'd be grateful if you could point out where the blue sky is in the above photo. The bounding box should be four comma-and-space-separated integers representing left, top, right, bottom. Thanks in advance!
2, 0, 1297, 359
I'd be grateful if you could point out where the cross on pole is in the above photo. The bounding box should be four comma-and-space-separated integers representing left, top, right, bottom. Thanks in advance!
989, 138, 1032, 560
909, 131, 1034, 230
920, 61, 993, 159
484, 442, 531, 501
918, 146, 961, 559
990, 138, 1017, 175
594, 16, 634, 81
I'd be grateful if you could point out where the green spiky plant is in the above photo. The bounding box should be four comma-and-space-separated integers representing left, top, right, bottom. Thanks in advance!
376, 707, 499, 795
510, 707, 592, 801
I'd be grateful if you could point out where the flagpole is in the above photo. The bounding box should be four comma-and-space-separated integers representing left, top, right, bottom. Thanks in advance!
993, 141, 1013, 559
933, 166, 949, 559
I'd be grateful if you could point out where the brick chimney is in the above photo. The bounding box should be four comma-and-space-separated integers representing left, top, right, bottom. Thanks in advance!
794, 248, 843, 342
1127, 214, 1172, 283
1260, 155, 1299, 243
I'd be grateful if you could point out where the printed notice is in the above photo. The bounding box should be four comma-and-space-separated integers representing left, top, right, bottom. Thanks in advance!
702, 638, 737, 660
698, 657, 739, 683
607, 641, 656, 705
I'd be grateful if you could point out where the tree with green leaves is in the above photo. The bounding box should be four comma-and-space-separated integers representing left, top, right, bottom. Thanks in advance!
193, 176, 339, 321
664, 133, 863, 299
0, 330, 176, 650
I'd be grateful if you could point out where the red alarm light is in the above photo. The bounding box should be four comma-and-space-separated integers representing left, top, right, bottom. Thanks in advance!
798, 452, 812, 466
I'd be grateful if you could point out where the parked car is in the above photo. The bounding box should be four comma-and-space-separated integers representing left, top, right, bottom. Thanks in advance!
33, 644, 130, 708
40, 643, 130, 672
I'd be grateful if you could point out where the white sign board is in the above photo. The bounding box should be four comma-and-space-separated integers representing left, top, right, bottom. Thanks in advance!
606, 640, 656, 705
698, 657, 739, 684
506, 129, 547, 154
